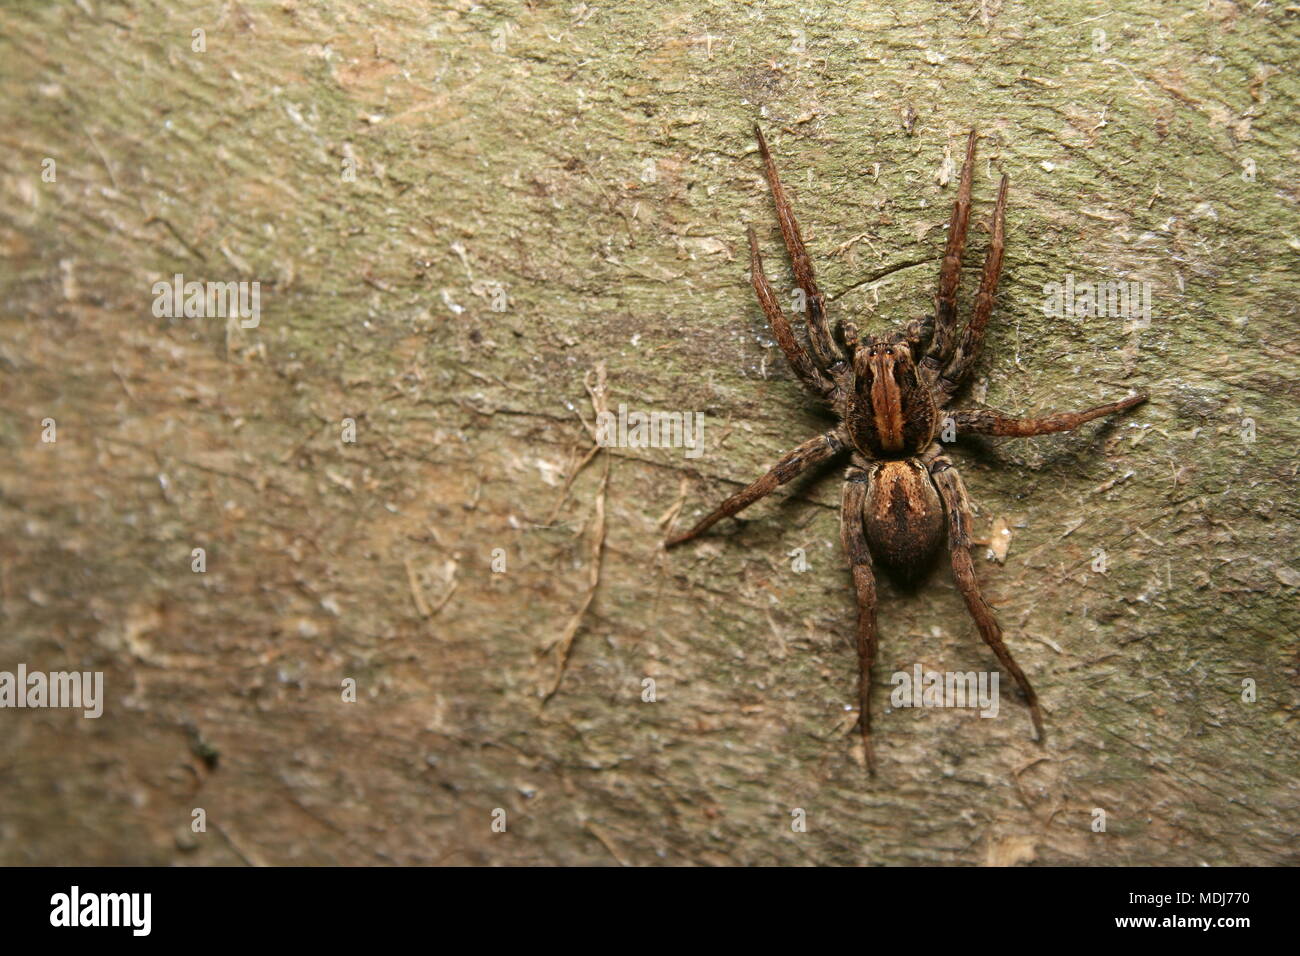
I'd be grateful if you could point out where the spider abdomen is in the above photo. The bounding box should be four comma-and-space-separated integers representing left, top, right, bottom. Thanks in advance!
862, 459, 946, 577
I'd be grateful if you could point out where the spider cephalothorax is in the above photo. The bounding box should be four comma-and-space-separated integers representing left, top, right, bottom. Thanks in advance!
845, 337, 937, 459
666, 125, 1147, 774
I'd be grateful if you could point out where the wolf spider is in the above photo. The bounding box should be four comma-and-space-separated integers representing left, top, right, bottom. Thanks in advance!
665, 126, 1147, 773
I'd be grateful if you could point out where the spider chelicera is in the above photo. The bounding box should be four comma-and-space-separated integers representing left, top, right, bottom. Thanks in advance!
666, 126, 1147, 774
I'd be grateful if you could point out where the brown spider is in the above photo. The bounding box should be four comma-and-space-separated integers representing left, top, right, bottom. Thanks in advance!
666, 126, 1147, 774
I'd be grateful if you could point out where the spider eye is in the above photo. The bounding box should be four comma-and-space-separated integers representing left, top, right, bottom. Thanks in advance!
885, 347, 893, 355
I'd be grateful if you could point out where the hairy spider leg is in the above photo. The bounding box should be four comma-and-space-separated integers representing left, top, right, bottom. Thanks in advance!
841, 468, 880, 775
951, 394, 1148, 437
748, 225, 834, 400
938, 174, 1008, 403
754, 125, 846, 373
930, 456, 1044, 740
664, 428, 847, 547
921, 130, 978, 380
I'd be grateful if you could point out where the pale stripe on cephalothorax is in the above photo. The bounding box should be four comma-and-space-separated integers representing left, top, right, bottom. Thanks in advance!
868, 355, 906, 452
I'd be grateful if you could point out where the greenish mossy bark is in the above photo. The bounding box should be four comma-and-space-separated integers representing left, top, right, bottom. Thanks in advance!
0, 0, 1296, 865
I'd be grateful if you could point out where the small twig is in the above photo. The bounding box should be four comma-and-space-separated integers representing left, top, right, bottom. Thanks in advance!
1011, 756, 1055, 817
84, 126, 119, 191
404, 557, 431, 618
541, 451, 609, 703
545, 440, 602, 525
143, 215, 207, 262
540, 365, 610, 704
431, 579, 458, 616
586, 821, 632, 866
1093, 469, 1135, 495
543, 443, 582, 524
657, 475, 689, 532
214, 823, 266, 867
110, 363, 136, 402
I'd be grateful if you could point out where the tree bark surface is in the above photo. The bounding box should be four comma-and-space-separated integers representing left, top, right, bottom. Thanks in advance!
0, 0, 1296, 865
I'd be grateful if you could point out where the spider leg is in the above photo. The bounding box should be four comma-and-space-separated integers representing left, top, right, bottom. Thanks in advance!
929, 456, 1045, 741
921, 130, 977, 380
665, 427, 847, 547
899, 314, 933, 351
748, 225, 834, 400
841, 468, 879, 775
754, 126, 845, 372
951, 393, 1147, 437
938, 174, 1008, 403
